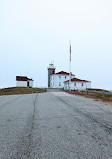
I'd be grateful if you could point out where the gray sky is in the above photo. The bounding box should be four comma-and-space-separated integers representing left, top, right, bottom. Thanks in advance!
0, 0, 112, 89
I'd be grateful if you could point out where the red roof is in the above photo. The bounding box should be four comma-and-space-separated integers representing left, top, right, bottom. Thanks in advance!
64, 77, 90, 83
16, 76, 33, 81
56, 71, 74, 76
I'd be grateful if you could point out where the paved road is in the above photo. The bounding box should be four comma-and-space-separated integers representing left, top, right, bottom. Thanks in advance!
0, 90, 112, 159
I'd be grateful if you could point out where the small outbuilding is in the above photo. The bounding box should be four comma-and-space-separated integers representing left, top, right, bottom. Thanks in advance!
64, 77, 91, 90
16, 76, 34, 87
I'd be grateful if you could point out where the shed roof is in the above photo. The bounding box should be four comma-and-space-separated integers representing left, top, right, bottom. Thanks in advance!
16, 76, 33, 81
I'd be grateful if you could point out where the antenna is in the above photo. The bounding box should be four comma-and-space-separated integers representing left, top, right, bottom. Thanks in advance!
69, 41, 71, 91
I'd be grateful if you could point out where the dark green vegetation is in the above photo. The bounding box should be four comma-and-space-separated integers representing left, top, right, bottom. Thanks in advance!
0, 87, 46, 96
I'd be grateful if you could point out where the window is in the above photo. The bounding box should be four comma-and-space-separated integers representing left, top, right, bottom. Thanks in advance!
59, 82, 61, 86
59, 76, 61, 79
65, 76, 66, 79
82, 83, 84, 87
74, 83, 76, 86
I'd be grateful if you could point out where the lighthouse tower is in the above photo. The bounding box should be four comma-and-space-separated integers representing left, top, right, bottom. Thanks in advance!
48, 63, 56, 88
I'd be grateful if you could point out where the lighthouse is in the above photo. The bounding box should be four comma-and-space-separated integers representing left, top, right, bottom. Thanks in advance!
47, 63, 56, 88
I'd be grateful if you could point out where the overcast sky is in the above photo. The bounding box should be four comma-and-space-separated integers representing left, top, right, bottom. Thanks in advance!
0, 0, 112, 89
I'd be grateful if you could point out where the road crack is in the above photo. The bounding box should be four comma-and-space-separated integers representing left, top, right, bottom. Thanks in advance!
26, 93, 38, 158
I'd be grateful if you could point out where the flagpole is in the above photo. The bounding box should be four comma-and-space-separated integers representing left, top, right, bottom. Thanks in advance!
69, 41, 71, 91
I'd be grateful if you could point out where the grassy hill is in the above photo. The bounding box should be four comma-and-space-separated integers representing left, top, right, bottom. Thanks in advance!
0, 87, 46, 96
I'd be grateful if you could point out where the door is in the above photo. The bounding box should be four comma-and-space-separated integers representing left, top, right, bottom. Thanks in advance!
27, 81, 29, 87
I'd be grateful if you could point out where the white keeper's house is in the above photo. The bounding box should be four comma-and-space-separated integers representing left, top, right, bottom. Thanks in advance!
16, 76, 34, 87
50, 71, 75, 88
48, 63, 91, 90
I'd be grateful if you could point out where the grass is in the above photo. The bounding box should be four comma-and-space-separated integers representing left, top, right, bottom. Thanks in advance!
64, 90, 112, 102
0, 87, 47, 96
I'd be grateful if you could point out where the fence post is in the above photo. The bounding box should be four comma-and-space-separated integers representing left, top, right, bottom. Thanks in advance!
94, 90, 95, 96
102, 92, 105, 99
87, 89, 88, 95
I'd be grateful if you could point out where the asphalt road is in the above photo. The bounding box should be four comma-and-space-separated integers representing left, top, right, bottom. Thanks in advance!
0, 90, 112, 159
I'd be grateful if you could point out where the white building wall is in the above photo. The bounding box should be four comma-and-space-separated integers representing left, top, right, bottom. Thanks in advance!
64, 82, 91, 90
16, 81, 27, 87
16, 80, 33, 87
50, 74, 75, 88
29, 81, 33, 87
86, 82, 91, 89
